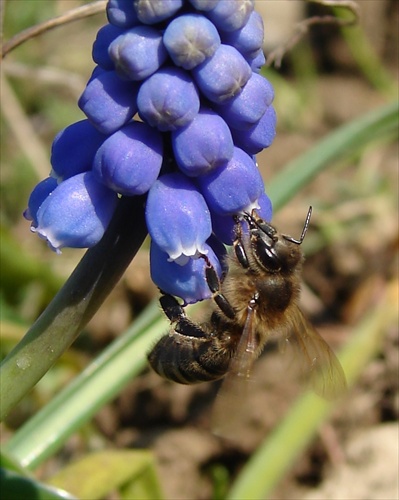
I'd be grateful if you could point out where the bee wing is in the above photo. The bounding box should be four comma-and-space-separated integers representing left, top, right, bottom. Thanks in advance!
211, 305, 259, 438
287, 307, 347, 400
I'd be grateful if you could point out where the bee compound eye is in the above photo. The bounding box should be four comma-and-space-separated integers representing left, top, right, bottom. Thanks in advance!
254, 237, 281, 271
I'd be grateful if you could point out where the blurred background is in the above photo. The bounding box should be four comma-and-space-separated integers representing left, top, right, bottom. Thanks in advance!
1, 1, 398, 499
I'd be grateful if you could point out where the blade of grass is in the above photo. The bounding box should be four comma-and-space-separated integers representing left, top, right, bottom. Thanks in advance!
333, 6, 397, 97
269, 101, 398, 210
227, 281, 398, 500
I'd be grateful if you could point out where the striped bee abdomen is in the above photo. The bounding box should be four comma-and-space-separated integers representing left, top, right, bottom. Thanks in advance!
147, 330, 232, 384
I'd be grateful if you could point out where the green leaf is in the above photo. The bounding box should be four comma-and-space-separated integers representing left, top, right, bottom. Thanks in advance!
48, 450, 163, 500
269, 101, 398, 211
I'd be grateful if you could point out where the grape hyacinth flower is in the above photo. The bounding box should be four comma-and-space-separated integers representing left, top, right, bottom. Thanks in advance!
25, 0, 277, 305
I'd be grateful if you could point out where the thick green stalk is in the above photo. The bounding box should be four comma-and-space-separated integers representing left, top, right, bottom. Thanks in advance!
0, 195, 148, 420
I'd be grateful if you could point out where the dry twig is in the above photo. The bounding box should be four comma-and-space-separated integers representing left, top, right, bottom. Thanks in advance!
266, 0, 360, 68
1, 0, 106, 58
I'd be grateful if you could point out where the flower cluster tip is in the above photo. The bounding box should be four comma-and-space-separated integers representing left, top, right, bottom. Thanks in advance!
25, 0, 276, 304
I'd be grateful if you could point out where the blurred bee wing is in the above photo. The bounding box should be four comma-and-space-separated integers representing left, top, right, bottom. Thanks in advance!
288, 307, 347, 400
211, 305, 258, 439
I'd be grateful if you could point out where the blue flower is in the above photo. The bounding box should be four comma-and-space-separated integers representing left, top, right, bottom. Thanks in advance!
109, 25, 168, 80
163, 13, 220, 70
24, 176, 58, 227
32, 172, 118, 253
150, 240, 223, 304
134, 0, 183, 25
231, 105, 277, 154
207, 0, 254, 32
221, 10, 264, 59
93, 120, 163, 195
215, 72, 274, 130
26, 0, 277, 304
51, 119, 105, 180
106, 0, 139, 28
197, 146, 264, 215
146, 172, 212, 262
78, 68, 139, 134
171, 107, 233, 176
137, 67, 200, 131
192, 44, 251, 103
189, 0, 218, 11
92, 24, 125, 70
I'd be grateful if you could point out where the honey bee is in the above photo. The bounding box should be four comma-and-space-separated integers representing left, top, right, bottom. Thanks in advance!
148, 207, 347, 435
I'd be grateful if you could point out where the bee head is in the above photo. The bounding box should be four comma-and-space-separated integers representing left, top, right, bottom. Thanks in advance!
244, 207, 312, 273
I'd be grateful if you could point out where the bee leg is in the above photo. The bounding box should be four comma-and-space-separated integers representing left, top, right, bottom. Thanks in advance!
201, 255, 236, 320
159, 293, 210, 338
150, 293, 231, 383
233, 216, 250, 269
159, 293, 185, 323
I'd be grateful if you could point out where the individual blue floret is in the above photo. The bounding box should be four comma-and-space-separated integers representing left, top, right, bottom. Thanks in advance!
92, 24, 125, 70
133, 0, 183, 25
171, 108, 234, 176
256, 191, 273, 223
146, 172, 212, 262
210, 190, 272, 245
197, 146, 264, 215
206, 0, 254, 32
32, 172, 118, 253
215, 72, 274, 131
109, 25, 168, 80
221, 10, 263, 59
51, 119, 105, 180
210, 211, 237, 245
137, 67, 200, 131
247, 48, 266, 72
192, 44, 251, 103
230, 105, 277, 154
79, 68, 139, 134
93, 120, 163, 195
106, 0, 139, 28
163, 13, 220, 70
150, 240, 223, 304
23, 177, 58, 227
188, 0, 218, 11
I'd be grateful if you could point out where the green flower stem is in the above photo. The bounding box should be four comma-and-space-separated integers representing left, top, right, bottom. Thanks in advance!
269, 101, 398, 211
228, 281, 398, 500
0, 195, 148, 421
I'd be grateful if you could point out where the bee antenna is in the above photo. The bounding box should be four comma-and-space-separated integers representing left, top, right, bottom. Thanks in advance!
284, 206, 313, 245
